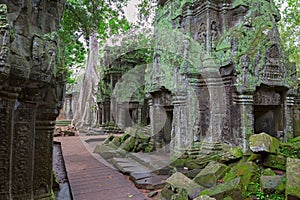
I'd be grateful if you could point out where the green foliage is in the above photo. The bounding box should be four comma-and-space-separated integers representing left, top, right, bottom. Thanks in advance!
246, 182, 285, 200
275, 0, 300, 76
59, 0, 131, 83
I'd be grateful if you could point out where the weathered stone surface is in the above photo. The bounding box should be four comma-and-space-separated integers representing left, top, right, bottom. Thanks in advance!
286, 158, 300, 199
199, 178, 242, 200
0, 1, 66, 199
118, 136, 136, 152
223, 162, 260, 195
193, 195, 216, 200
263, 154, 287, 171
249, 132, 280, 154
193, 161, 229, 187
94, 144, 120, 159
103, 134, 115, 144
166, 172, 203, 199
260, 175, 284, 194
229, 147, 243, 159
262, 168, 276, 176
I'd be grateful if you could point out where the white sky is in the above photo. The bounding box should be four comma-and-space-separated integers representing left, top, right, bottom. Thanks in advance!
124, 0, 139, 23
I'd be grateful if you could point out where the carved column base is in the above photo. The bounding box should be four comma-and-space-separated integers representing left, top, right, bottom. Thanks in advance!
34, 120, 56, 199
234, 94, 254, 153
284, 96, 294, 141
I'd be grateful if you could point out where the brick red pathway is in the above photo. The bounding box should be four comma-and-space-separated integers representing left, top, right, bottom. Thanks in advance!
56, 136, 147, 200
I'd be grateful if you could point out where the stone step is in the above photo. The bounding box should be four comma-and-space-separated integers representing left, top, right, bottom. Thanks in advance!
111, 157, 150, 174
129, 152, 171, 175
55, 120, 72, 126
111, 157, 168, 189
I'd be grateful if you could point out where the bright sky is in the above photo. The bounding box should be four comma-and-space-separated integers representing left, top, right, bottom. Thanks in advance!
124, 0, 139, 23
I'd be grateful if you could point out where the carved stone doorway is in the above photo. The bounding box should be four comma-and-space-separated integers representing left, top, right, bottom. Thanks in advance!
161, 108, 173, 146
254, 106, 283, 137
254, 87, 284, 138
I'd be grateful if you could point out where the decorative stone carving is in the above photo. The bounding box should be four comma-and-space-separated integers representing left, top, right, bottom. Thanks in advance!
0, 0, 66, 199
210, 21, 218, 50
254, 90, 281, 106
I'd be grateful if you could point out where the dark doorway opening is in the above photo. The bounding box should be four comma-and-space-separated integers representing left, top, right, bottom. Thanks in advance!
162, 109, 173, 145
254, 105, 283, 137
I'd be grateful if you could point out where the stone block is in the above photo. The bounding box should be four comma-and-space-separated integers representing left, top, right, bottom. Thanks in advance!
103, 134, 115, 144
118, 136, 136, 152
249, 132, 280, 154
199, 178, 242, 200
94, 144, 120, 159
260, 175, 284, 194
286, 158, 300, 199
223, 162, 260, 195
263, 154, 287, 171
262, 168, 276, 176
193, 195, 216, 200
166, 172, 203, 199
193, 161, 229, 187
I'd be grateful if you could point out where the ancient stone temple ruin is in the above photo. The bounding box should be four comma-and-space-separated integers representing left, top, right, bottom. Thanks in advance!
0, 1, 65, 199
146, 0, 298, 154
98, 44, 151, 129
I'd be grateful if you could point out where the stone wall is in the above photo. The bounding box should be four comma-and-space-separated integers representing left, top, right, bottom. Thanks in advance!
0, 1, 65, 199
150, 0, 298, 154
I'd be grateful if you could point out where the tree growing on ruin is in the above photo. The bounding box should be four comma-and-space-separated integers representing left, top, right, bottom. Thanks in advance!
60, 0, 130, 128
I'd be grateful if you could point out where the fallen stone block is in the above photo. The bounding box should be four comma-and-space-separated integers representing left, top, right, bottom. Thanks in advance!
94, 144, 120, 159
193, 161, 229, 187
286, 158, 300, 199
199, 178, 242, 200
166, 172, 204, 199
260, 175, 284, 194
193, 195, 216, 200
223, 162, 260, 195
249, 132, 280, 154
118, 136, 136, 152
263, 154, 287, 171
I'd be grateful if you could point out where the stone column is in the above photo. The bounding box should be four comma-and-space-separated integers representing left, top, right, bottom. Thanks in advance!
33, 106, 57, 199
153, 104, 165, 149
201, 56, 226, 145
235, 94, 254, 152
11, 100, 37, 199
172, 93, 189, 154
0, 86, 20, 199
284, 96, 294, 141
205, 77, 226, 142
148, 94, 155, 138
293, 96, 300, 137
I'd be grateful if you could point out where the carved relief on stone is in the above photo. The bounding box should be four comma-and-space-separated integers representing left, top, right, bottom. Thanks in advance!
254, 89, 281, 106
0, 4, 10, 74
262, 44, 283, 84
11, 101, 36, 196
210, 21, 218, 50
31, 35, 57, 82
197, 22, 207, 49
0, 98, 12, 194
236, 55, 250, 87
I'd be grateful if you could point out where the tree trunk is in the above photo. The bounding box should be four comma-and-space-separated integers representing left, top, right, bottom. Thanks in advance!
73, 33, 99, 129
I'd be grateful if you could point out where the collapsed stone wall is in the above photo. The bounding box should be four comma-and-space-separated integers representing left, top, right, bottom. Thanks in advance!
0, 0, 65, 199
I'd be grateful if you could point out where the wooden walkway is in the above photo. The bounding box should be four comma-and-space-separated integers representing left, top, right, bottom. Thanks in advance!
56, 136, 147, 200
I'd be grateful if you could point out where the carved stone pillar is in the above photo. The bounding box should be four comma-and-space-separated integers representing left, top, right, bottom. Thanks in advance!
234, 94, 254, 152
33, 106, 57, 199
171, 93, 189, 154
201, 56, 226, 144
153, 105, 164, 149
284, 96, 294, 141
293, 95, 300, 137
11, 100, 37, 199
148, 94, 155, 137
0, 86, 20, 199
